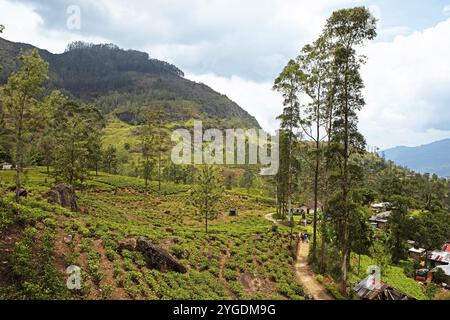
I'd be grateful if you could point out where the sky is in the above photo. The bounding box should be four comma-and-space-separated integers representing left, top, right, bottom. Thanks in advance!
1, 0, 450, 149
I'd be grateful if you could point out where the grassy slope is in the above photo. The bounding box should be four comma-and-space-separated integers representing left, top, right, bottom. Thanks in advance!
0, 119, 428, 300
0, 167, 306, 300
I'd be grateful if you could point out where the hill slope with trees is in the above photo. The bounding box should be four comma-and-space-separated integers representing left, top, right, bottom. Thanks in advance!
0, 37, 259, 129
383, 139, 450, 177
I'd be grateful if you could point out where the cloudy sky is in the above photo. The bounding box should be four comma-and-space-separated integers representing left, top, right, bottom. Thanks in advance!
1, 0, 450, 149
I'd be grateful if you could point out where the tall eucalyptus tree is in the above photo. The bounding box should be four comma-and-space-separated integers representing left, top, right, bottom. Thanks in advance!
323, 7, 377, 293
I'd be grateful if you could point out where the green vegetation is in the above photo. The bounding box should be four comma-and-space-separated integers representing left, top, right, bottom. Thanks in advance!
0, 38, 259, 129
0, 6, 449, 302
272, 6, 449, 300
0, 167, 306, 300
348, 254, 427, 300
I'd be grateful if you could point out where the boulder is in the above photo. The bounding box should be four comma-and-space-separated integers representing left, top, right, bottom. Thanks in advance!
166, 227, 174, 233
63, 234, 73, 244
47, 184, 78, 211
136, 237, 187, 273
117, 238, 137, 253
7, 186, 27, 197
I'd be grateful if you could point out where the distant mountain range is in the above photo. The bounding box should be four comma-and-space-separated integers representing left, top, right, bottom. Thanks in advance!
383, 139, 450, 177
0, 38, 259, 128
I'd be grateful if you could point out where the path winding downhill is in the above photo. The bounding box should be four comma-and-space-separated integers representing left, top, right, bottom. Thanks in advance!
264, 213, 334, 300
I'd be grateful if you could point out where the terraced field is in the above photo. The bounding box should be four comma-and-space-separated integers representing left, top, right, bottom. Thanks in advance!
0, 168, 307, 300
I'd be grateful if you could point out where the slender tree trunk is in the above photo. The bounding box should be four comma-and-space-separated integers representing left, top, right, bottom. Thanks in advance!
340, 62, 350, 295
358, 253, 361, 275
158, 139, 162, 192
287, 135, 292, 219
205, 196, 209, 234
14, 149, 21, 202
312, 84, 321, 259
14, 119, 24, 203
275, 184, 279, 218
320, 217, 326, 273
320, 93, 335, 274
340, 223, 349, 294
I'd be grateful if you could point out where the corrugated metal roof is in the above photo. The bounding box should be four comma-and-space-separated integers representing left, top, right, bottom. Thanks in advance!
353, 276, 415, 300
433, 265, 450, 277
428, 251, 450, 264
409, 247, 426, 254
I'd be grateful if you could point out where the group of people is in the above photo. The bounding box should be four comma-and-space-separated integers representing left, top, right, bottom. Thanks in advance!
299, 232, 309, 243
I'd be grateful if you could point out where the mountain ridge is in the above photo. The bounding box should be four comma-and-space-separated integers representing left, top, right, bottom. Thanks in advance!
383, 138, 450, 177
0, 37, 260, 128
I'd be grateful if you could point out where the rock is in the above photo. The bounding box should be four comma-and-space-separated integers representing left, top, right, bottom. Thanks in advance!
172, 237, 180, 244
172, 248, 190, 259
198, 265, 209, 271
166, 227, 174, 233
180, 249, 190, 259
136, 237, 187, 273
47, 184, 78, 211
117, 238, 137, 253
7, 186, 27, 197
63, 234, 73, 244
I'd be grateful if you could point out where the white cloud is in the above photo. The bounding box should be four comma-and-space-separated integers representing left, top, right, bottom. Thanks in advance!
1, 0, 450, 149
360, 17, 450, 149
3, 0, 360, 80
188, 17, 450, 149
0, 0, 109, 52
444, 5, 450, 16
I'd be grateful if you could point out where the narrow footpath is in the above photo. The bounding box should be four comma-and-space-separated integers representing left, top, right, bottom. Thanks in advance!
264, 213, 334, 300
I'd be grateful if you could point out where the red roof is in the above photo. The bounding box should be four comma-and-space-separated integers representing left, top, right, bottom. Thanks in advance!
444, 243, 450, 253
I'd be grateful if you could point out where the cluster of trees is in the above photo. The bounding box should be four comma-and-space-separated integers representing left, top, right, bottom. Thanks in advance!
0, 48, 117, 196
137, 110, 168, 193
0, 32, 245, 200
0, 47, 171, 198
273, 7, 449, 294
274, 7, 377, 293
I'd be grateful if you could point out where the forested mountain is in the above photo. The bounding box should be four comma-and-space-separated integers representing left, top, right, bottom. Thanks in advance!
0, 37, 259, 128
383, 139, 450, 177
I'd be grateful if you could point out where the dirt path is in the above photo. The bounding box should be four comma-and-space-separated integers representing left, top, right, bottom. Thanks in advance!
295, 241, 334, 300
264, 213, 278, 224
263, 213, 334, 300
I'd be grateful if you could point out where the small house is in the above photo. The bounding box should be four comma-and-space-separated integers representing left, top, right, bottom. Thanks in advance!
370, 202, 391, 213
298, 202, 323, 215
369, 211, 391, 229
431, 265, 450, 284
442, 242, 450, 253
353, 275, 415, 300
1, 162, 13, 170
408, 247, 426, 262
426, 251, 450, 269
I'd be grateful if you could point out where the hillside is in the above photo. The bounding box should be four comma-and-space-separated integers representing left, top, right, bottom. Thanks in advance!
383, 139, 450, 177
0, 38, 259, 128
0, 167, 306, 300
